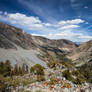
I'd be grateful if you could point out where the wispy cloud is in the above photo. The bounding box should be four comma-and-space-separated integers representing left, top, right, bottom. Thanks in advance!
58, 19, 84, 25
70, 0, 83, 9
58, 25, 80, 30
18, 0, 58, 22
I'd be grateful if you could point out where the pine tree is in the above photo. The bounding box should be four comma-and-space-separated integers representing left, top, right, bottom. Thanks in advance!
5, 60, 12, 76
14, 64, 19, 75
0, 60, 12, 76
0, 62, 5, 75
26, 65, 29, 73
19, 66, 23, 75
22, 63, 25, 74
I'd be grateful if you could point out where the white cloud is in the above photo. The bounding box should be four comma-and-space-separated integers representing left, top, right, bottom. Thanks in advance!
0, 12, 84, 31
9, 13, 41, 23
8, 13, 44, 30
0, 12, 43, 30
84, 6, 88, 9
53, 19, 84, 30
4, 11, 8, 15
32, 33, 46, 37
52, 19, 84, 31
58, 25, 80, 30
58, 19, 84, 25
85, 22, 89, 24
44, 23, 52, 27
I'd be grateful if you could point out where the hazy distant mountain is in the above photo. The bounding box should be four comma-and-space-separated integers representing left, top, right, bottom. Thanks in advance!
75, 42, 82, 45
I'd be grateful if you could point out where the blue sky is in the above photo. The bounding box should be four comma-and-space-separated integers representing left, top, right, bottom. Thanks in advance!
0, 0, 92, 42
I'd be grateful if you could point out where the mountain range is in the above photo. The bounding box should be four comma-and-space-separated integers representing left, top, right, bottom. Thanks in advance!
0, 22, 92, 67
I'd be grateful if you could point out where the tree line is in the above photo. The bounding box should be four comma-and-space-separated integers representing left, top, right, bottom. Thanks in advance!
0, 60, 29, 77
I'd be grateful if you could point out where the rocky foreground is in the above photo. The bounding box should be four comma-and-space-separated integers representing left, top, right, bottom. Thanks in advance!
23, 80, 91, 92
5, 67, 92, 92
10, 77, 91, 92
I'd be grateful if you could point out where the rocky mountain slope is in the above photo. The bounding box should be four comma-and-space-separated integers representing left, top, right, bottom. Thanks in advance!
69, 40, 92, 66
0, 22, 77, 50
0, 22, 37, 49
0, 22, 78, 67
